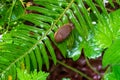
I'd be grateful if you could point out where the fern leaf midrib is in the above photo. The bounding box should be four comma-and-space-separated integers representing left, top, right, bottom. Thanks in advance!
1, 0, 74, 75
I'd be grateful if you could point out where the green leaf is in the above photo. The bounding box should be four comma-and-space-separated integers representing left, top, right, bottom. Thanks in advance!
39, 42, 49, 70
108, 0, 115, 7
94, 18, 113, 49
34, 46, 43, 70
77, 0, 93, 30
83, 31, 103, 59
104, 72, 117, 80
109, 9, 120, 40
31, 70, 49, 80
112, 65, 120, 80
67, 30, 82, 61
103, 39, 120, 67
84, 41, 102, 59
10, 1, 24, 21
93, 9, 120, 49
27, 6, 59, 18
29, 51, 37, 70
85, 0, 103, 24
17, 68, 49, 80
95, 0, 108, 16
104, 65, 120, 80
8, 64, 16, 80
17, 69, 31, 80
24, 55, 30, 72
44, 37, 57, 65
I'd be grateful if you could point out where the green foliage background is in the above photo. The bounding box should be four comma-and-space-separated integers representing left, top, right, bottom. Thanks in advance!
1, 0, 120, 80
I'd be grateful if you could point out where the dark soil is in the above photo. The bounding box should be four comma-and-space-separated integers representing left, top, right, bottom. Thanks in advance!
46, 45, 106, 80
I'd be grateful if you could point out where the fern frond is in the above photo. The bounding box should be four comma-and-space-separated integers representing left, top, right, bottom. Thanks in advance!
0, 0, 74, 79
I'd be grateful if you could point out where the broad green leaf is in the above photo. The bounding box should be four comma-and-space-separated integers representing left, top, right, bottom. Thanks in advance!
104, 72, 116, 80
94, 9, 120, 49
112, 65, 120, 80
104, 65, 120, 80
103, 39, 120, 67
109, 9, 120, 40
94, 17, 113, 49
67, 30, 83, 61
84, 41, 102, 59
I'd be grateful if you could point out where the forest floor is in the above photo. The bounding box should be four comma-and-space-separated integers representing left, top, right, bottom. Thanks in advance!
46, 45, 106, 80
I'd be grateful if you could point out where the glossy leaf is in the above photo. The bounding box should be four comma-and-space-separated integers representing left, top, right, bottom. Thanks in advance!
104, 65, 120, 80
84, 41, 102, 59
67, 29, 83, 61
103, 39, 120, 67
112, 65, 120, 80
104, 72, 116, 80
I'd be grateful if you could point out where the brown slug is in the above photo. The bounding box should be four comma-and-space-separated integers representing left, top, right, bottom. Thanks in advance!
54, 23, 74, 42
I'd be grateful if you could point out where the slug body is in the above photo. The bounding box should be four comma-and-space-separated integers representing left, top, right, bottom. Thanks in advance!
54, 23, 74, 42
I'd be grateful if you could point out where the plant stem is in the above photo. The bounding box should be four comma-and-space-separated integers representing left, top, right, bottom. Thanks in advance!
57, 60, 93, 80
101, 66, 110, 80
7, 0, 16, 32
85, 56, 100, 75
94, 3, 113, 12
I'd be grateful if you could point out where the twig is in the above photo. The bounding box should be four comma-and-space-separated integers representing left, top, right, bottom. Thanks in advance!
101, 66, 110, 80
94, 3, 114, 12
57, 60, 93, 80
85, 56, 101, 75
